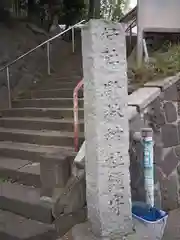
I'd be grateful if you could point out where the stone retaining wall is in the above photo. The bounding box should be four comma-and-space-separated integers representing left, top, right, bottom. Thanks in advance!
128, 73, 180, 211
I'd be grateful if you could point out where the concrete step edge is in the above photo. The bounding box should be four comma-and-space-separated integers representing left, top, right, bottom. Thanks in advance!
0, 127, 84, 138
1, 108, 84, 120
0, 157, 40, 187
1, 107, 84, 111
13, 98, 83, 101
0, 182, 53, 223
0, 117, 84, 124
0, 118, 84, 132
0, 141, 75, 162
0, 209, 56, 239
0, 141, 75, 154
32, 88, 79, 92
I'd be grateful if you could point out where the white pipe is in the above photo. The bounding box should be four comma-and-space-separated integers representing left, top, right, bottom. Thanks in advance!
143, 39, 149, 63
142, 128, 154, 207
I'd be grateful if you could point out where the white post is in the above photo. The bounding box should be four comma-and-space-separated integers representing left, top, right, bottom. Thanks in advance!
74, 19, 134, 239
142, 128, 154, 207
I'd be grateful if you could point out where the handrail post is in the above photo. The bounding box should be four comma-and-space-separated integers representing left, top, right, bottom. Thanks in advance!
47, 42, 51, 75
72, 27, 75, 53
6, 67, 12, 109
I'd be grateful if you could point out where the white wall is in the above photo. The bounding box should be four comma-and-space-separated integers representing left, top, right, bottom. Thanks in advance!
130, 0, 137, 8
138, 0, 180, 31
137, 0, 180, 66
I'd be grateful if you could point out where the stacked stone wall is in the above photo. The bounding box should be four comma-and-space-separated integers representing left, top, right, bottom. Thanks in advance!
128, 74, 180, 211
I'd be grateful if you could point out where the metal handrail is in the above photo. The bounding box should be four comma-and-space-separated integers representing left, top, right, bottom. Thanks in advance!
0, 20, 85, 73
1, 19, 85, 108
73, 79, 83, 152
125, 18, 136, 33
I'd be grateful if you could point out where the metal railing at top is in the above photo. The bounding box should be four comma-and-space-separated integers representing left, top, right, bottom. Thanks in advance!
0, 19, 85, 109
125, 18, 136, 33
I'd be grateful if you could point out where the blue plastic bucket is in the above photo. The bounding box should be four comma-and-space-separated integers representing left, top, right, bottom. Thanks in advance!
132, 202, 168, 239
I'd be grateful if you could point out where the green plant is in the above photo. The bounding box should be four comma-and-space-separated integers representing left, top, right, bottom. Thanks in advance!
101, 0, 126, 21
0, 178, 7, 183
130, 44, 180, 84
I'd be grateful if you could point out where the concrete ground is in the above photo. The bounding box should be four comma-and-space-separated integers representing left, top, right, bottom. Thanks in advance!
59, 208, 180, 239
162, 208, 180, 240
58, 231, 72, 240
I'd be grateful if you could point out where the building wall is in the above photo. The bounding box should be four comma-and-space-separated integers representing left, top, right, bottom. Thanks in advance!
138, 0, 180, 31
136, 0, 180, 66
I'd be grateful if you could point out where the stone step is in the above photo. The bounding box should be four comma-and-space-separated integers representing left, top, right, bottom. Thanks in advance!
12, 98, 84, 108
0, 182, 53, 223
0, 117, 84, 132
1, 108, 84, 119
0, 128, 84, 147
0, 157, 40, 187
0, 141, 75, 163
35, 82, 78, 90
50, 75, 82, 82
36, 76, 81, 82
31, 89, 83, 99
32, 77, 82, 90
0, 210, 57, 240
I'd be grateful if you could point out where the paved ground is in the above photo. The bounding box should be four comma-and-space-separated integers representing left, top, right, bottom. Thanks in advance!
162, 208, 180, 240
58, 231, 72, 240
59, 208, 180, 239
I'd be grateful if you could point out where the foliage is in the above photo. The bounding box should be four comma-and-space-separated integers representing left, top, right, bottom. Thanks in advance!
1, 0, 128, 28
88, 0, 129, 20
59, 0, 86, 26
129, 44, 180, 85
2, 0, 85, 29
101, 0, 127, 21
0, 2, 11, 26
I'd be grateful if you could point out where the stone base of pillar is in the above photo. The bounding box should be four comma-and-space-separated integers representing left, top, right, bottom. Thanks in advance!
71, 221, 139, 240
72, 222, 101, 240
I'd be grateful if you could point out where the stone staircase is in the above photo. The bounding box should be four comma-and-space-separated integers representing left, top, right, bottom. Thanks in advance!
0, 37, 84, 239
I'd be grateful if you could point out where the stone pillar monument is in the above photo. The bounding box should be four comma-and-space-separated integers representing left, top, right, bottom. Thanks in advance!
72, 20, 134, 239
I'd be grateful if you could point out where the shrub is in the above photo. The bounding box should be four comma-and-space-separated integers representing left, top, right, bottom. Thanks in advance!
129, 44, 180, 85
